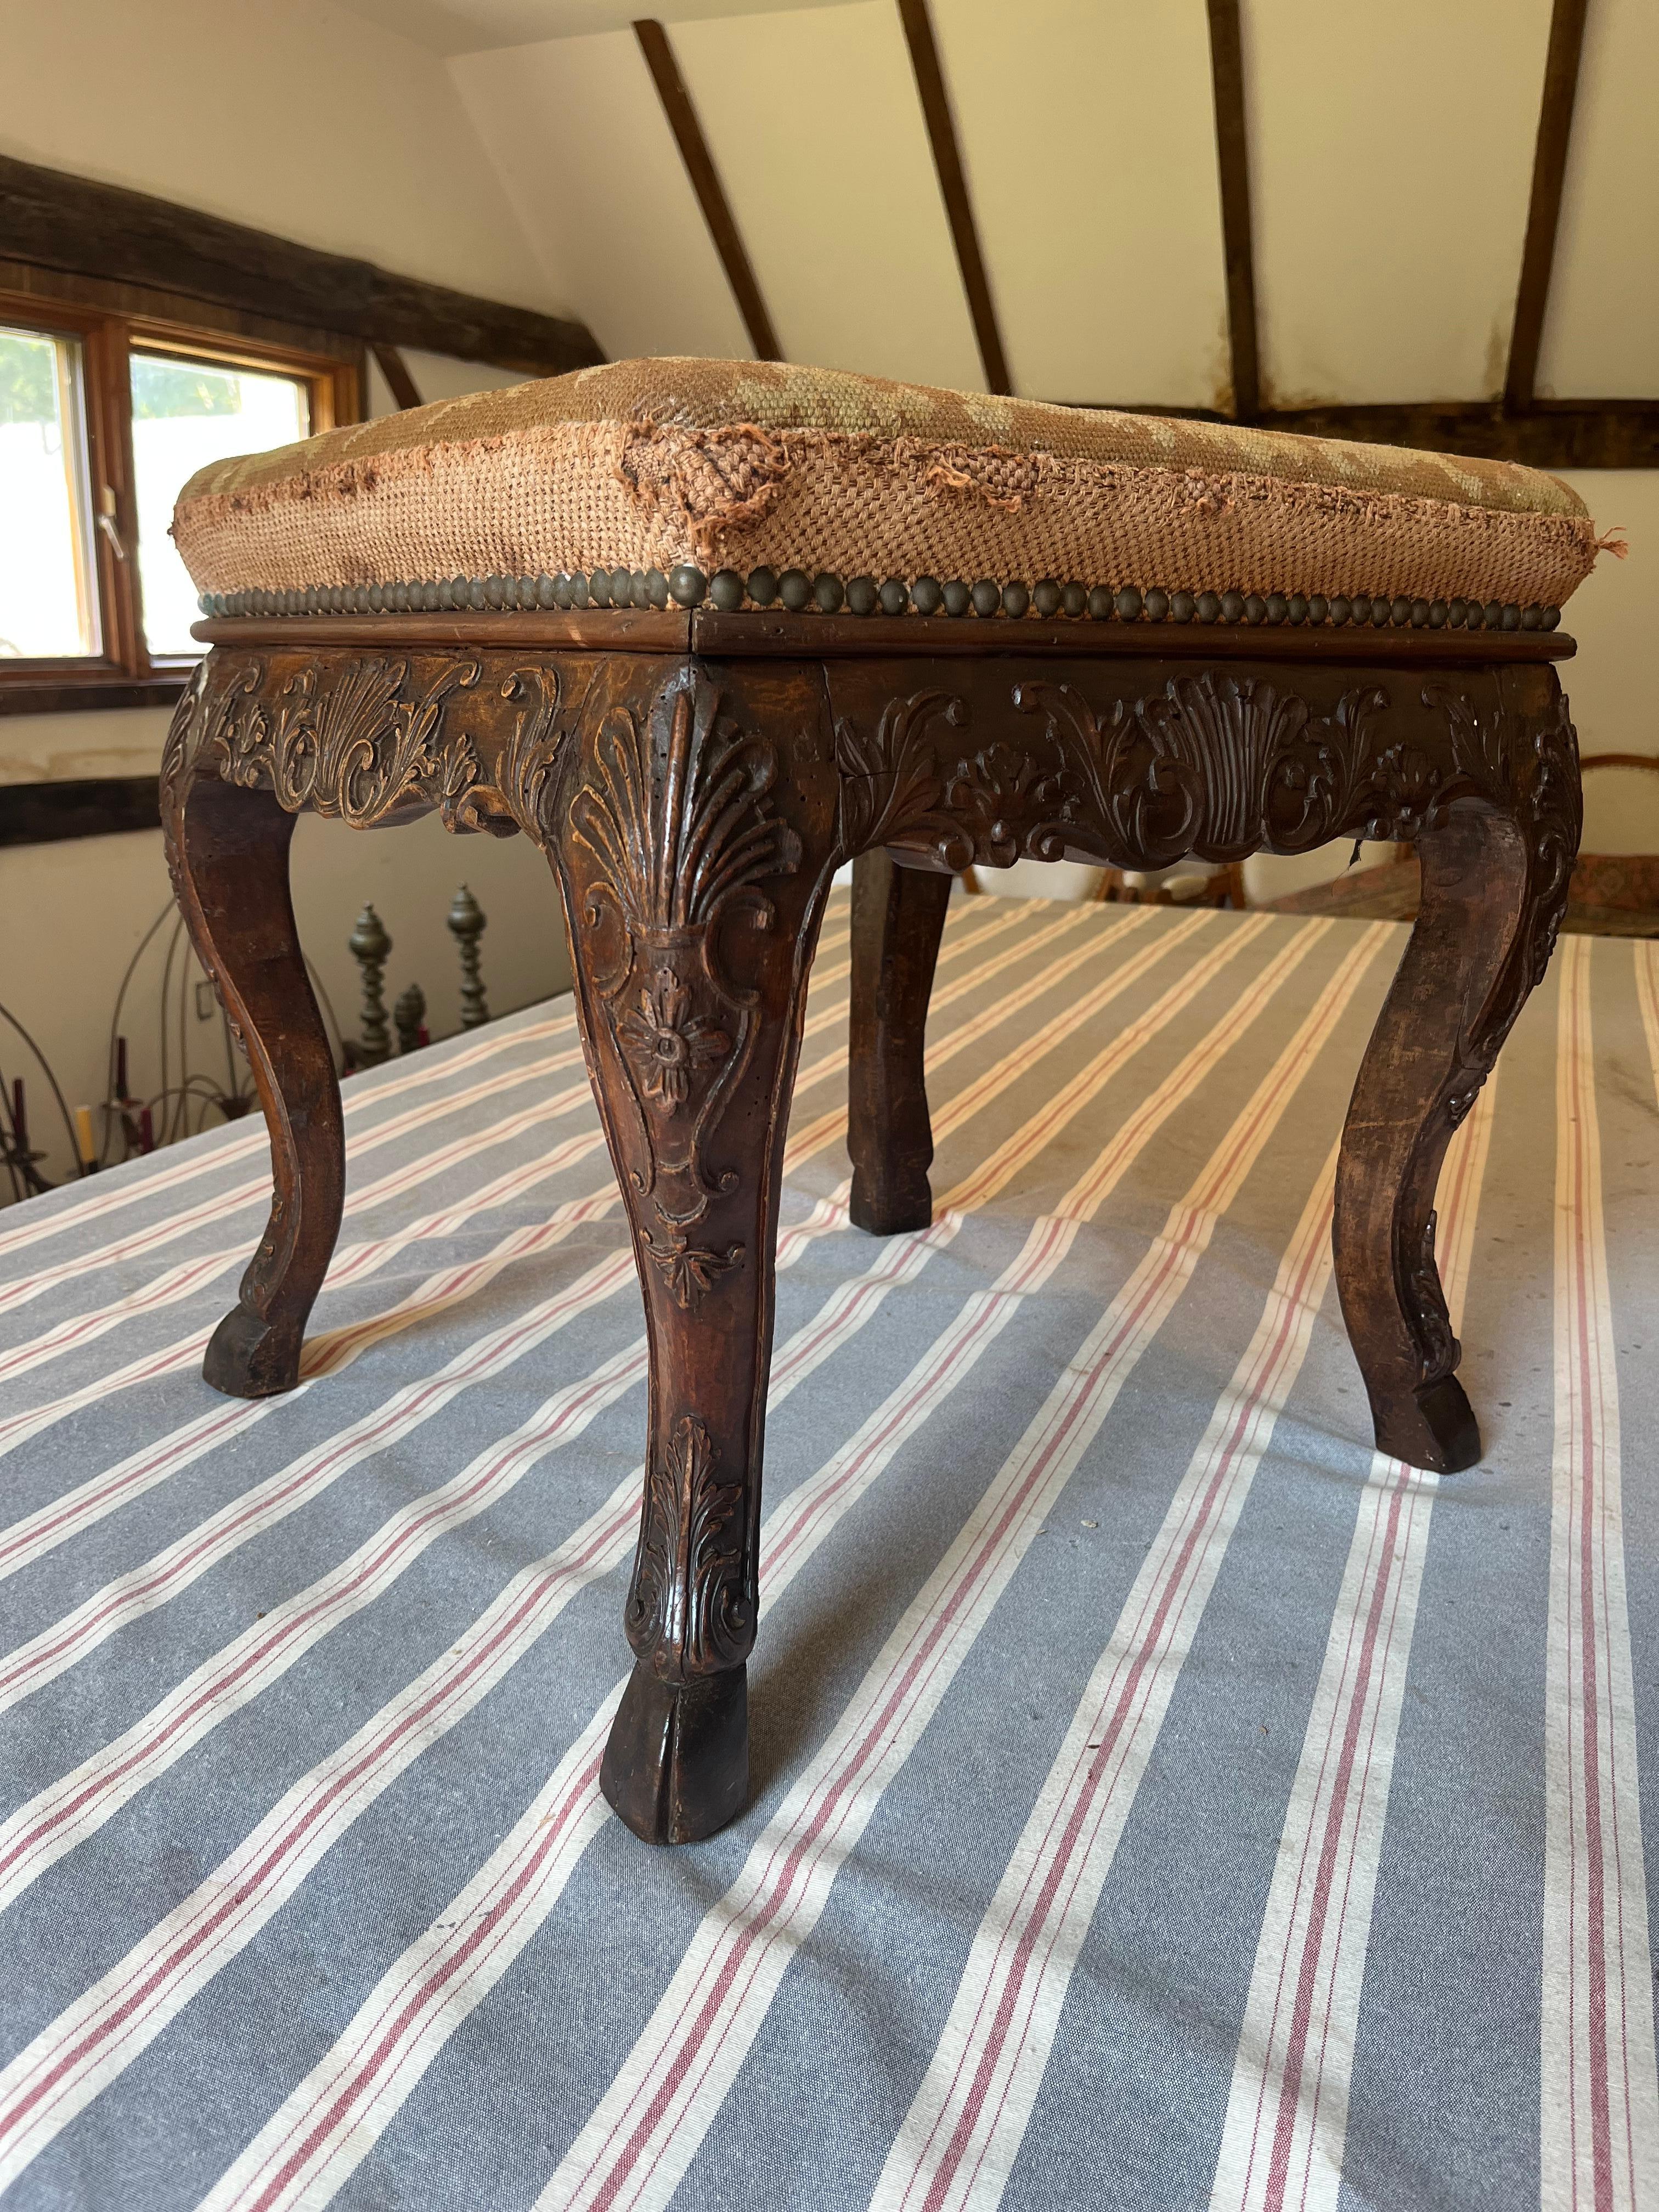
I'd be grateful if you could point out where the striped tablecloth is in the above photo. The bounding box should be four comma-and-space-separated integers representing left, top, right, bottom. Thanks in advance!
0, 889, 1655, 2212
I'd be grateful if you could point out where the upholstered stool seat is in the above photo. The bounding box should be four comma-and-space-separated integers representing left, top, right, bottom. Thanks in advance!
174, 358, 1594, 633
163, 358, 1590, 1847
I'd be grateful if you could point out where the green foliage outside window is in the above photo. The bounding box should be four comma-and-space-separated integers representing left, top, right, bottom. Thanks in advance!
0, 330, 58, 428
130, 356, 242, 420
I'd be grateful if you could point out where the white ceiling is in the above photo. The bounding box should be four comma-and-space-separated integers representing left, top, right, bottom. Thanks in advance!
336, 0, 859, 56
369, 0, 1659, 406
1540, 0, 1659, 397
1248, 0, 1552, 407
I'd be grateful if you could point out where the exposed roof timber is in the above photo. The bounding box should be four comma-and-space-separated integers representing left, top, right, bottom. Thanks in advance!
634, 18, 781, 360
1204, 0, 1259, 423
1057, 398, 1659, 469
0, 154, 601, 380
1505, 0, 1589, 411
371, 344, 424, 410
1270, 399, 1658, 468
895, 0, 1011, 397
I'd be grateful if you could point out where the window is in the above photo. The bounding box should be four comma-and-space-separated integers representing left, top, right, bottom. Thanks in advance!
0, 281, 359, 710
1, 325, 99, 660
128, 351, 311, 657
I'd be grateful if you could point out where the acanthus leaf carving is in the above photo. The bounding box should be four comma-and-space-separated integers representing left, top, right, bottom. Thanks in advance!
833, 669, 1578, 917
182, 653, 510, 830
486, 665, 567, 838
834, 690, 972, 864
626, 1415, 751, 1678
640, 1224, 744, 1308
221, 654, 484, 832
159, 661, 212, 811
835, 673, 1413, 875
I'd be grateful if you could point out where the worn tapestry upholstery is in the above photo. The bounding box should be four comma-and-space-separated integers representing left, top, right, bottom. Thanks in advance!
171, 358, 1600, 612
1, 890, 1656, 2211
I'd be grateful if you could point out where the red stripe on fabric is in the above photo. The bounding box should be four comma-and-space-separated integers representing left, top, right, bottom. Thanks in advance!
1567, 967, 1616, 2212
1259, 1475, 1409, 2212
0, 1278, 620, 1720
0, 1345, 635, 1883
567, 948, 1335, 2207
579, 1200, 1243, 2203
916, 1206, 1330, 2211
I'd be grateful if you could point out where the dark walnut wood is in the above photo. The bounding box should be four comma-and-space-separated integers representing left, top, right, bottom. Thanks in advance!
848, 849, 952, 1235
161, 669, 346, 1397
159, 625, 1581, 1842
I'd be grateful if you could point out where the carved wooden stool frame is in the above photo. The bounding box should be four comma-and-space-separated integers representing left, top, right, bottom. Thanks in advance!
161, 606, 1580, 1845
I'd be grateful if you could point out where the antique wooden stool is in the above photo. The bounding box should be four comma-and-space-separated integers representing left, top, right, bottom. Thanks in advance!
163, 359, 1590, 1845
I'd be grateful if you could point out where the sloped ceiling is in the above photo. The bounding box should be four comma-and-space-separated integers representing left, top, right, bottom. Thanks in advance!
340, 0, 1657, 410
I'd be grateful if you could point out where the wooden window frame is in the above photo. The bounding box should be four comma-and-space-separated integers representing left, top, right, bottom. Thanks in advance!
1, 264, 360, 716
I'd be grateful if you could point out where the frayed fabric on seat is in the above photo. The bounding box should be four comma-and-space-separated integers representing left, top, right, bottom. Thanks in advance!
172, 356, 1601, 613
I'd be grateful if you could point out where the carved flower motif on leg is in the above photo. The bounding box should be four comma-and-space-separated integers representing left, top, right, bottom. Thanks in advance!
619, 966, 731, 1109
640, 1223, 744, 1308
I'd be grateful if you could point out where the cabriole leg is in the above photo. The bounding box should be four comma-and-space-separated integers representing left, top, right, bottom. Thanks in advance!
848, 849, 952, 1235
1334, 807, 1553, 1473
540, 661, 835, 1843
163, 769, 345, 1398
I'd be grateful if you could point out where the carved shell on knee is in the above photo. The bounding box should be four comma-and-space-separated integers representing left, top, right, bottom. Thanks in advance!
569, 672, 803, 1232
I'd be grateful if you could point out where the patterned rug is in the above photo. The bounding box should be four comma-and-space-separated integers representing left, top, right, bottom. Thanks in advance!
0, 889, 1654, 2212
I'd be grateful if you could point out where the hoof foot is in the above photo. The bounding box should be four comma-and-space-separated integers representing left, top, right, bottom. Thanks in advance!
601, 1662, 748, 1845
1374, 1374, 1481, 1475
849, 1172, 933, 1238
202, 1305, 303, 1400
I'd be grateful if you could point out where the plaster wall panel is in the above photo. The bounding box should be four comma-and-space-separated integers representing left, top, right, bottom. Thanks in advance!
450, 30, 753, 363
0, 0, 554, 313
1246, 0, 1551, 405
0, 817, 572, 1186
929, 0, 1229, 407
672, 2, 983, 389
1536, 0, 1659, 399
393, 352, 538, 405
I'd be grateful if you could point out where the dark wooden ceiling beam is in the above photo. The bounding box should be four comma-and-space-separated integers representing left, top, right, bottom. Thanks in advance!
896, 0, 1012, 397
1268, 398, 1658, 468
370, 344, 423, 411
1505, 0, 1590, 411
1051, 397, 1659, 469
0, 153, 601, 379
1204, 0, 1260, 424
634, 18, 781, 361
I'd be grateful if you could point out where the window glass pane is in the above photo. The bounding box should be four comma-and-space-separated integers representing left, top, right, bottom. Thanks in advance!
131, 353, 309, 656
0, 325, 98, 660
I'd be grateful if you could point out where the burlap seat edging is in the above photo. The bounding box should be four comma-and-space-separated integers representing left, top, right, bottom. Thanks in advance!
172, 359, 1604, 619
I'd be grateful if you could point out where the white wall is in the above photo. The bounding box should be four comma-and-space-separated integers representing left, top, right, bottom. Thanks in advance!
0, 337, 576, 1195
0, 0, 557, 313
0, 795, 572, 1190
1552, 470, 1659, 851
0, 346, 578, 1192
0, 0, 578, 1190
